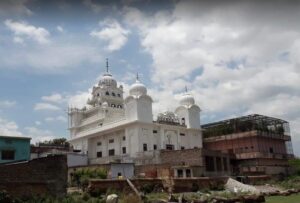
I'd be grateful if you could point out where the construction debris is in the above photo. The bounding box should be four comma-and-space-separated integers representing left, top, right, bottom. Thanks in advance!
225, 178, 260, 194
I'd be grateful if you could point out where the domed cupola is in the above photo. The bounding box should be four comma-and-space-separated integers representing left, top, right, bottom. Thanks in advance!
125, 73, 153, 123
129, 74, 147, 97
99, 72, 117, 87
175, 86, 201, 129
179, 87, 195, 107
98, 58, 117, 88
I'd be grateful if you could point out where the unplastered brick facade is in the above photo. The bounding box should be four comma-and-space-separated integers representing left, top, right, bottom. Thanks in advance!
160, 148, 203, 166
0, 155, 67, 198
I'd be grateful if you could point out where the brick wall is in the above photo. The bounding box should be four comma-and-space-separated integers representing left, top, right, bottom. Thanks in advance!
160, 148, 203, 166
89, 178, 163, 194
136, 149, 231, 178
204, 134, 287, 155
88, 177, 228, 194
135, 164, 173, 178
0, 155, 67, 198
172, 177, 227, 192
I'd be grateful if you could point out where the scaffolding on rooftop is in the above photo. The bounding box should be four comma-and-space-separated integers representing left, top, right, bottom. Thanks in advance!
202, 114, 290, 138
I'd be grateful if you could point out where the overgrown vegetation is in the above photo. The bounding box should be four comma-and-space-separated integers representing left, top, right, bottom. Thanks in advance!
275, 176, 300, 190
261, 159, 300, 189
71, 168, 107, 189
0, 191, 105, 203
145, 190, 253, 203
0, 190, 142, 203
289, 158, 300, 175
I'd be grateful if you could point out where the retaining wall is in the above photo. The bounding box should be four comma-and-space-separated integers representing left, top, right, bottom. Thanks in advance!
89, 177, 229, 194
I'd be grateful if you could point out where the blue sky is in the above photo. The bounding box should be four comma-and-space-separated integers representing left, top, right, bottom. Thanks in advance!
1, 0, 300, 155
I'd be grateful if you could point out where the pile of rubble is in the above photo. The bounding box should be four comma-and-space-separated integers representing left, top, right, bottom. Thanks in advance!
224, 178, 259, 194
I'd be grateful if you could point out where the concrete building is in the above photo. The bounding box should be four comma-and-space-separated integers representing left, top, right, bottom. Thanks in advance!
68, 64, 202, 166
0, 135, 31, 164
67, 61, 294, 178
202, 114, 294, 176
30, 143, 71, 159
30, 144, 88, 167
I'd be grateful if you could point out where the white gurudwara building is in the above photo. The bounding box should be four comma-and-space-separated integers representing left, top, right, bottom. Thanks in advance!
68, 63, 202, 165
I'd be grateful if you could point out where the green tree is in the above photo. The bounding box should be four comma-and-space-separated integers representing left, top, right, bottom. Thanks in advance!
38, 138, 70, 147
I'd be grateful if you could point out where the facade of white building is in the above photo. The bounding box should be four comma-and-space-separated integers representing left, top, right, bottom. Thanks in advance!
68, 67, 202, 165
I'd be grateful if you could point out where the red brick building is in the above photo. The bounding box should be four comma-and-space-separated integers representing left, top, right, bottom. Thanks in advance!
202, 114, 294, 176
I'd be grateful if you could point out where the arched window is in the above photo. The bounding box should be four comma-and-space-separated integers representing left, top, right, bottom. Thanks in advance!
181, 118, 185, 125
117, 105, 122, 109
112, 92, 116, 96
105, 91, 109, 96
97, 93, 100, 97
117, 94, 121, 97
111, 104, 116, 107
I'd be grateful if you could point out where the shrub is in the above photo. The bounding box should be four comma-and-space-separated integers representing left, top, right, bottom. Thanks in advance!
191, 183, 199, 192
0, 190, 13, 203
106, 188, 119, 196
141, 183, 155, 194
82, 192, 91, 201
89, 188, 105, 198
72, 168, 107, 189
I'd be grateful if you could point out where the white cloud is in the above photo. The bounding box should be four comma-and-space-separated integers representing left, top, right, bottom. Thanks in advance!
45, 116, 67, 123
0, 117, 58, 144
13, 36, 24, 44
56, 25, 64, 32
42, 93, 64, 103
0, 100, 16, 108
5, 19, 50, 44
57, 115, 67, 122
34, 103, 61, 111
35, 121, 41, 126
45, 117, 54, 122
0, 0, 32, 16
68, 91, 90, 108
83, 0, 103, 13
90, 18, 130, 51
24, 126, 56, 144
123, 1, 300, 154
0, 42, 103, 72
0, 117, 23, 137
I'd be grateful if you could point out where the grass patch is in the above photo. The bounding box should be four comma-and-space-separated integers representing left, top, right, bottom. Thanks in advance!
266, 194, 300, 203
145, 192, 168, 201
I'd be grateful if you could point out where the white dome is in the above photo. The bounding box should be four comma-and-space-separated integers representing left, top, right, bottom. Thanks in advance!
99, 73, 117, 87
129, 79, 147, 96
180, 92, 195, 106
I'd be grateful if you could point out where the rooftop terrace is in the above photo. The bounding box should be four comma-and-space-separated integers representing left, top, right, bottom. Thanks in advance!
202, 114, 290, 138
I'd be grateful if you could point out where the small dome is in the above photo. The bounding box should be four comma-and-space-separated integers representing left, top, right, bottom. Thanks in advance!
129, 79, 147, 97
99, 73, 117, 87
157, 111, 180, 124
180, 92, 195, 106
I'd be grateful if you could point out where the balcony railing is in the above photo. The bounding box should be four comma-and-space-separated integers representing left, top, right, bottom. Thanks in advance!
89, 154, 131, 164
80, 114, 104, 126
204, 130, 291, 142
235, 151, 294, 160
74, 118, 127, 137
